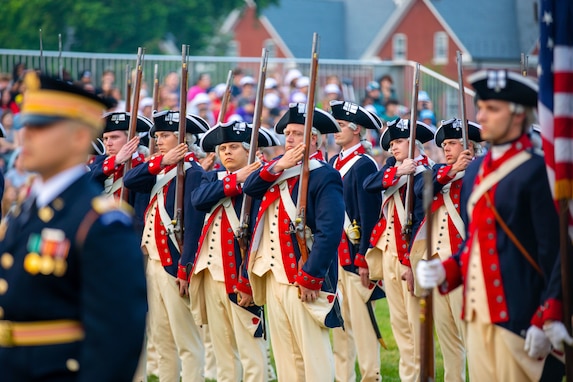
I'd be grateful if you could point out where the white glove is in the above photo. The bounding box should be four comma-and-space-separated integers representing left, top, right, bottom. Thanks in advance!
524, 325, 552, 359
415, 259, 446, 289
543, 320, 573, 352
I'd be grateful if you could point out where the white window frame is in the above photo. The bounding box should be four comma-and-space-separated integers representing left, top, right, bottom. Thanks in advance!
433, 31, 448, 65
392, 34, 407, 61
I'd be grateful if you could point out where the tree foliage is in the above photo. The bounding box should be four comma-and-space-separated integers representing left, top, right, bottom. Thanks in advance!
0, 0, 278, 54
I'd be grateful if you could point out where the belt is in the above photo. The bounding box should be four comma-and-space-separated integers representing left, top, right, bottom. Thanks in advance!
0, 319, 84, 347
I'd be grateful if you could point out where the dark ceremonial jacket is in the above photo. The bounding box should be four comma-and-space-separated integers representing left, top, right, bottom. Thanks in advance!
190, 169, 264, 337
439, 135, 563, 335
0, 172, 147, 382
329, 148, 384, 301
88, 153, 149, 235
0, 168, 4, 216
243, 154, 345, 328
363, 155, 431, 266
123, 152, 205, 279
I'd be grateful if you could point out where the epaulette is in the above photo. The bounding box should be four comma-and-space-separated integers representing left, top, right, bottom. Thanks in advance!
91, 196, 133, 226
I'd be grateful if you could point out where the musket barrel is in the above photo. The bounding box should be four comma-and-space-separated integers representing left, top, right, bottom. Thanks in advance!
457, 51, 469, 150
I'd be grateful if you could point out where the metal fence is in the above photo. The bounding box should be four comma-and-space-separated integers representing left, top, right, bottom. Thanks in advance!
0, 49, 476, 122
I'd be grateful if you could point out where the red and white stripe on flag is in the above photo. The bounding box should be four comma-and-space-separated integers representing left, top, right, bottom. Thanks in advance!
539, 0, 573, 237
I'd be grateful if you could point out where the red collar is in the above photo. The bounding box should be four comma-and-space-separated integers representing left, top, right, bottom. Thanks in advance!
335, 146, 365, 170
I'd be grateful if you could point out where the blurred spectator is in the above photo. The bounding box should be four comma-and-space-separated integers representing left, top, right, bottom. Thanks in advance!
5, 149, 31, 190
235, 76, 257, 123
318, 83, 341, 112
420, 109, 437, 129
1, 88, 19, 114
230, 67, 245, 98
0, 73, 11, 92
78, 70, 94, 87
378, 74, 398, 105
189, 93, 215, 126
381, 98, 400, 122
290, 76, 309, 103
209, 83, 237, 123
283, 68, 302, 103
139, 97, 154, 119
187, 72, 211, 103
361, 81, 384, 117
417, 90, 437, 125
158, 71, 180, 109
0, 111, 19, 164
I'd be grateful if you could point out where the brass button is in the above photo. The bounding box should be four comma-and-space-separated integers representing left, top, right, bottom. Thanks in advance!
1, 253, 13, 270
66, 358, 80, 372
0, 279, 8, 295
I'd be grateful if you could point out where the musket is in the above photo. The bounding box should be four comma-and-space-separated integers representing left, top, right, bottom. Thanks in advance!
148, 63, 160, 155
39, 29, 44, 73
218, 69, 234, 124
120, 47, 145, 202
456, 51, 469, 150
419, 170, 435, 381
173, 44, 190, 251
58, 34, 63, 80
125, 64, 132, 112
237, 48, 268, 262
402, 63, 420, 240
295, 33, 319, 267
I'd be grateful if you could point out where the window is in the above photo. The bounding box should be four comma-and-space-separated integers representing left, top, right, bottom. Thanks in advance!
392, 34, 407, 61
227, 40, 239, 57
433, 32, 448, 64
264, 39, 276, 58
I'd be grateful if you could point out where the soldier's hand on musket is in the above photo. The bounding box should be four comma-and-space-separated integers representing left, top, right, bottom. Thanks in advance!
200, 152, 216, 171
451, 149, 473, 174
234, 287, 255, 307
116, 136, 140, 164
161, 143, 188, 166
274, 143, 305, 172
358, 266, 371, 288
176, 278, 189, 297
400, 266, 416, 296
396, 158, 416, 177
236, 161, 262, 184
295, 283, 319, 303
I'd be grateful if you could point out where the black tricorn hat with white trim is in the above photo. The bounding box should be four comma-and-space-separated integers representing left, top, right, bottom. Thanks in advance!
434, 118, 483, 147
103, 111, 153, 133
468, 69, 538, 107
329, 100, 383, 130
200, 121, 281, 153
380, 118, 435, 151
274, 103, 341, 135
150, 110, 210, 137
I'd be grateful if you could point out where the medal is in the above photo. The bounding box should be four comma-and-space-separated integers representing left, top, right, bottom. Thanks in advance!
24, 252, 41, 275
40, 256, 55, 275
38, 206, 54, 222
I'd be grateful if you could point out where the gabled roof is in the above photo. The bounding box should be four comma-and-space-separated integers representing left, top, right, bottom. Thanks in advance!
432, 0, 537, 61
262, 0, 346, 59
345, 0, 397, 59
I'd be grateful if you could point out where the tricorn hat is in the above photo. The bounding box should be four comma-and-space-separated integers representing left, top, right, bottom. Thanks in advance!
150, 110, 210, 137
200, 121, 281, 153
380, 118, 435, 151
434, 118, 483, 147
103, 111, 153, 134
274, 103, 340, 135
330, 100, 382, 130
468, 69, 538, 107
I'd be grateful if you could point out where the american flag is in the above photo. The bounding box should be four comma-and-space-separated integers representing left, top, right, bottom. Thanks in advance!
538, 0, 573, 237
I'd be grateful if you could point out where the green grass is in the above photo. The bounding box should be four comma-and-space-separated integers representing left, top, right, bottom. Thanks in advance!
148, 298, 452, 382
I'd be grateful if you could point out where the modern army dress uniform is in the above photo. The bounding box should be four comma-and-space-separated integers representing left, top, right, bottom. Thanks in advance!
88, 111, 153, 234
243, 104, 344, 382
0, 73, 147, 381
190, 121, 280, 382
328, 100, 385, 382
431, 71, 564, 381
123, 110, 209, 382
363, 118, 434, 382
410, 119, 482, 382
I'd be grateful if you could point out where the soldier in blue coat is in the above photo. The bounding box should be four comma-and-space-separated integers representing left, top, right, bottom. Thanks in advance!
88, 111, 153, 234
243, 103, 344, 381
0, 122, 5, 216
417, 69, 566, 381
329, 100, 385, 382
123, 110, 209, 381
0, 72, 147, 381
190, 121, 280, 382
